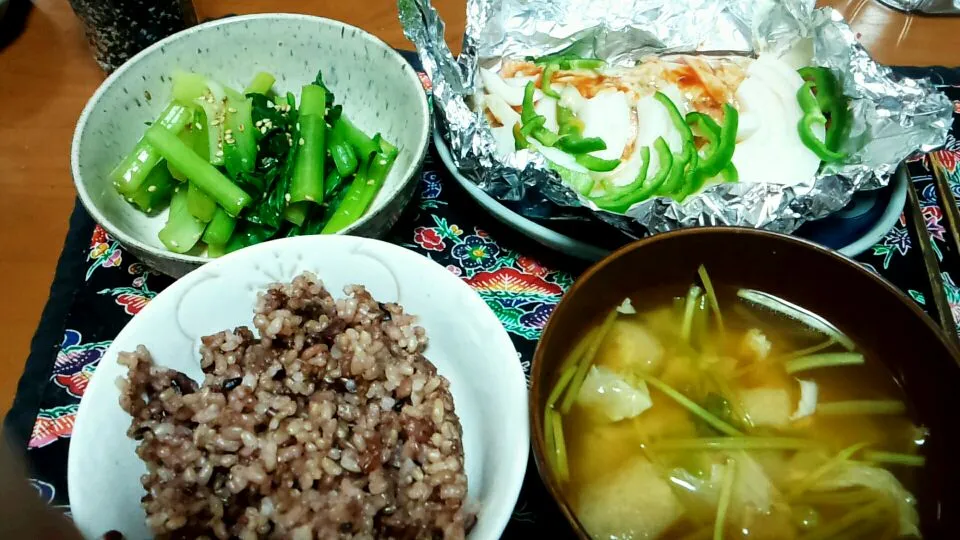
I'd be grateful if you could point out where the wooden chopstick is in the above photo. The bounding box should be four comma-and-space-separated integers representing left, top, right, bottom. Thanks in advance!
903, 163, 960, 346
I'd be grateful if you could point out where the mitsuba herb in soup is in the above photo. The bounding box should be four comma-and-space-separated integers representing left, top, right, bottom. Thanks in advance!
544, 266, 924, 539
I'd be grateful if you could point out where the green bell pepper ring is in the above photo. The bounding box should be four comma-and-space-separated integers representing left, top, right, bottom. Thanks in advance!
721, 163, 738, 183
557, 106, 584, 138
564, 58, 605, 70
796, 82, 847, 162
798, 67, 839, 111
532, 128, 560, 147
798, 67, 850, 157
657, 144, 693, 195
557, 136, 607, 154
593, 138, 673, 212
652, 91, 698, 196
541, 63, 561, 99
575, 153, 621, 172
548, 162, 595, 195
521, 82, 538, 124
513, 123, 530, 150
590, 146, 650, 206
520, 116, 546, 137
687, 112, 720, 147
696, 104, 738, 178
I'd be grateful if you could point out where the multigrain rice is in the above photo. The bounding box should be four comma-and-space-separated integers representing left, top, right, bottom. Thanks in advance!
118, 273, 475, 539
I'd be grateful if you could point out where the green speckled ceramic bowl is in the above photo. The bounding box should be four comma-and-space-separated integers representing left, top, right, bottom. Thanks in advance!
71, 13, 430, 277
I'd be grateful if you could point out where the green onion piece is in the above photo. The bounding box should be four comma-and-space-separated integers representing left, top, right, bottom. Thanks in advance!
860, 450, 925, 467
653, 437, 820, 452
680, 285, 703, 342
546, 364, 578, 411
785, 353, 865, 374
544, 403, 557, 471
782, 338, 838, 360
714, 458, 737, 540
551, 409, 570, 482
793, 490, 877, 507
560, 309, 618, 414
698, 265, 724, 334
737, 289, 856, 350
798, 499, 890, 540
638, 374, 742, 437
816, 400, 906, 416
788, 442, 870, 499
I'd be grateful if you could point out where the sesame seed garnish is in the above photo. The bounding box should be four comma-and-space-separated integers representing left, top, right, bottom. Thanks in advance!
147, 185, 157, 192
298, 137, 305, 146
255, 120, 263, 128
260, 127, 269, 134
284, 193, 291, 202
267, 101, 275, 109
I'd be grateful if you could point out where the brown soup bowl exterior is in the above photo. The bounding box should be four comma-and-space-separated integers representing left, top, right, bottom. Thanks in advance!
530, 227, 960, 538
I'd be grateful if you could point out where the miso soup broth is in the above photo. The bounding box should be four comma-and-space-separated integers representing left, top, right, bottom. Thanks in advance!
543, 267, 925, 540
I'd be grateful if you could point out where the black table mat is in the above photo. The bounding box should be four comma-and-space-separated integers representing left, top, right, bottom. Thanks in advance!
4, 52, 960, 537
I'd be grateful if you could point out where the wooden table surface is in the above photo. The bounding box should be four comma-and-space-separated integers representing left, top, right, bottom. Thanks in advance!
0, 0, 957, 419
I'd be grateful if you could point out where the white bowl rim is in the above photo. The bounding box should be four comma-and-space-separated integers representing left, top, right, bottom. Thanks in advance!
71, 12, 431, 266
67, 234, 530, 540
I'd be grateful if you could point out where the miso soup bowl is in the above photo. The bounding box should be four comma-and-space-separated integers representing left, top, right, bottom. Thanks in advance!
530, 227, 960, 538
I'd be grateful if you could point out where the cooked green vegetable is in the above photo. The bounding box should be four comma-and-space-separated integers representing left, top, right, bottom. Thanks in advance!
798, 66, 849, 156
114, 68, 396, 255
560, 309, 618, 414
158, 186, 207, 253
785, 353, 865, 374
186, 181, 217, 222
638, 373, 743, 437
127, 164, 176, 213
860, 451, 925, 467
591, 138, 672, 212
144, 125, 252, 216
541, 62, 561, 98
796, 82, 847, 163
328, 126, 359, 177
714, 458, 736, 540
201, 207, 238, 246
223, 92, 257, 177
244, 72, 276, 95
111, 103, 193, 195
816, 400, 906, 416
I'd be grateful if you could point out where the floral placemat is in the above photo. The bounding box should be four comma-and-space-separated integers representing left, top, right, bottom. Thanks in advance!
4, 56, 959, 537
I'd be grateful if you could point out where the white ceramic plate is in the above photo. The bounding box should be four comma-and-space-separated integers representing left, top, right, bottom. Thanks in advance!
68, 235, 528, 540
434, 130, 908, 259
72, 14, 431, 277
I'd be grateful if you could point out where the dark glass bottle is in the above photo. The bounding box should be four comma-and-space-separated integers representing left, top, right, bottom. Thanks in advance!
69, 0, 198, 72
